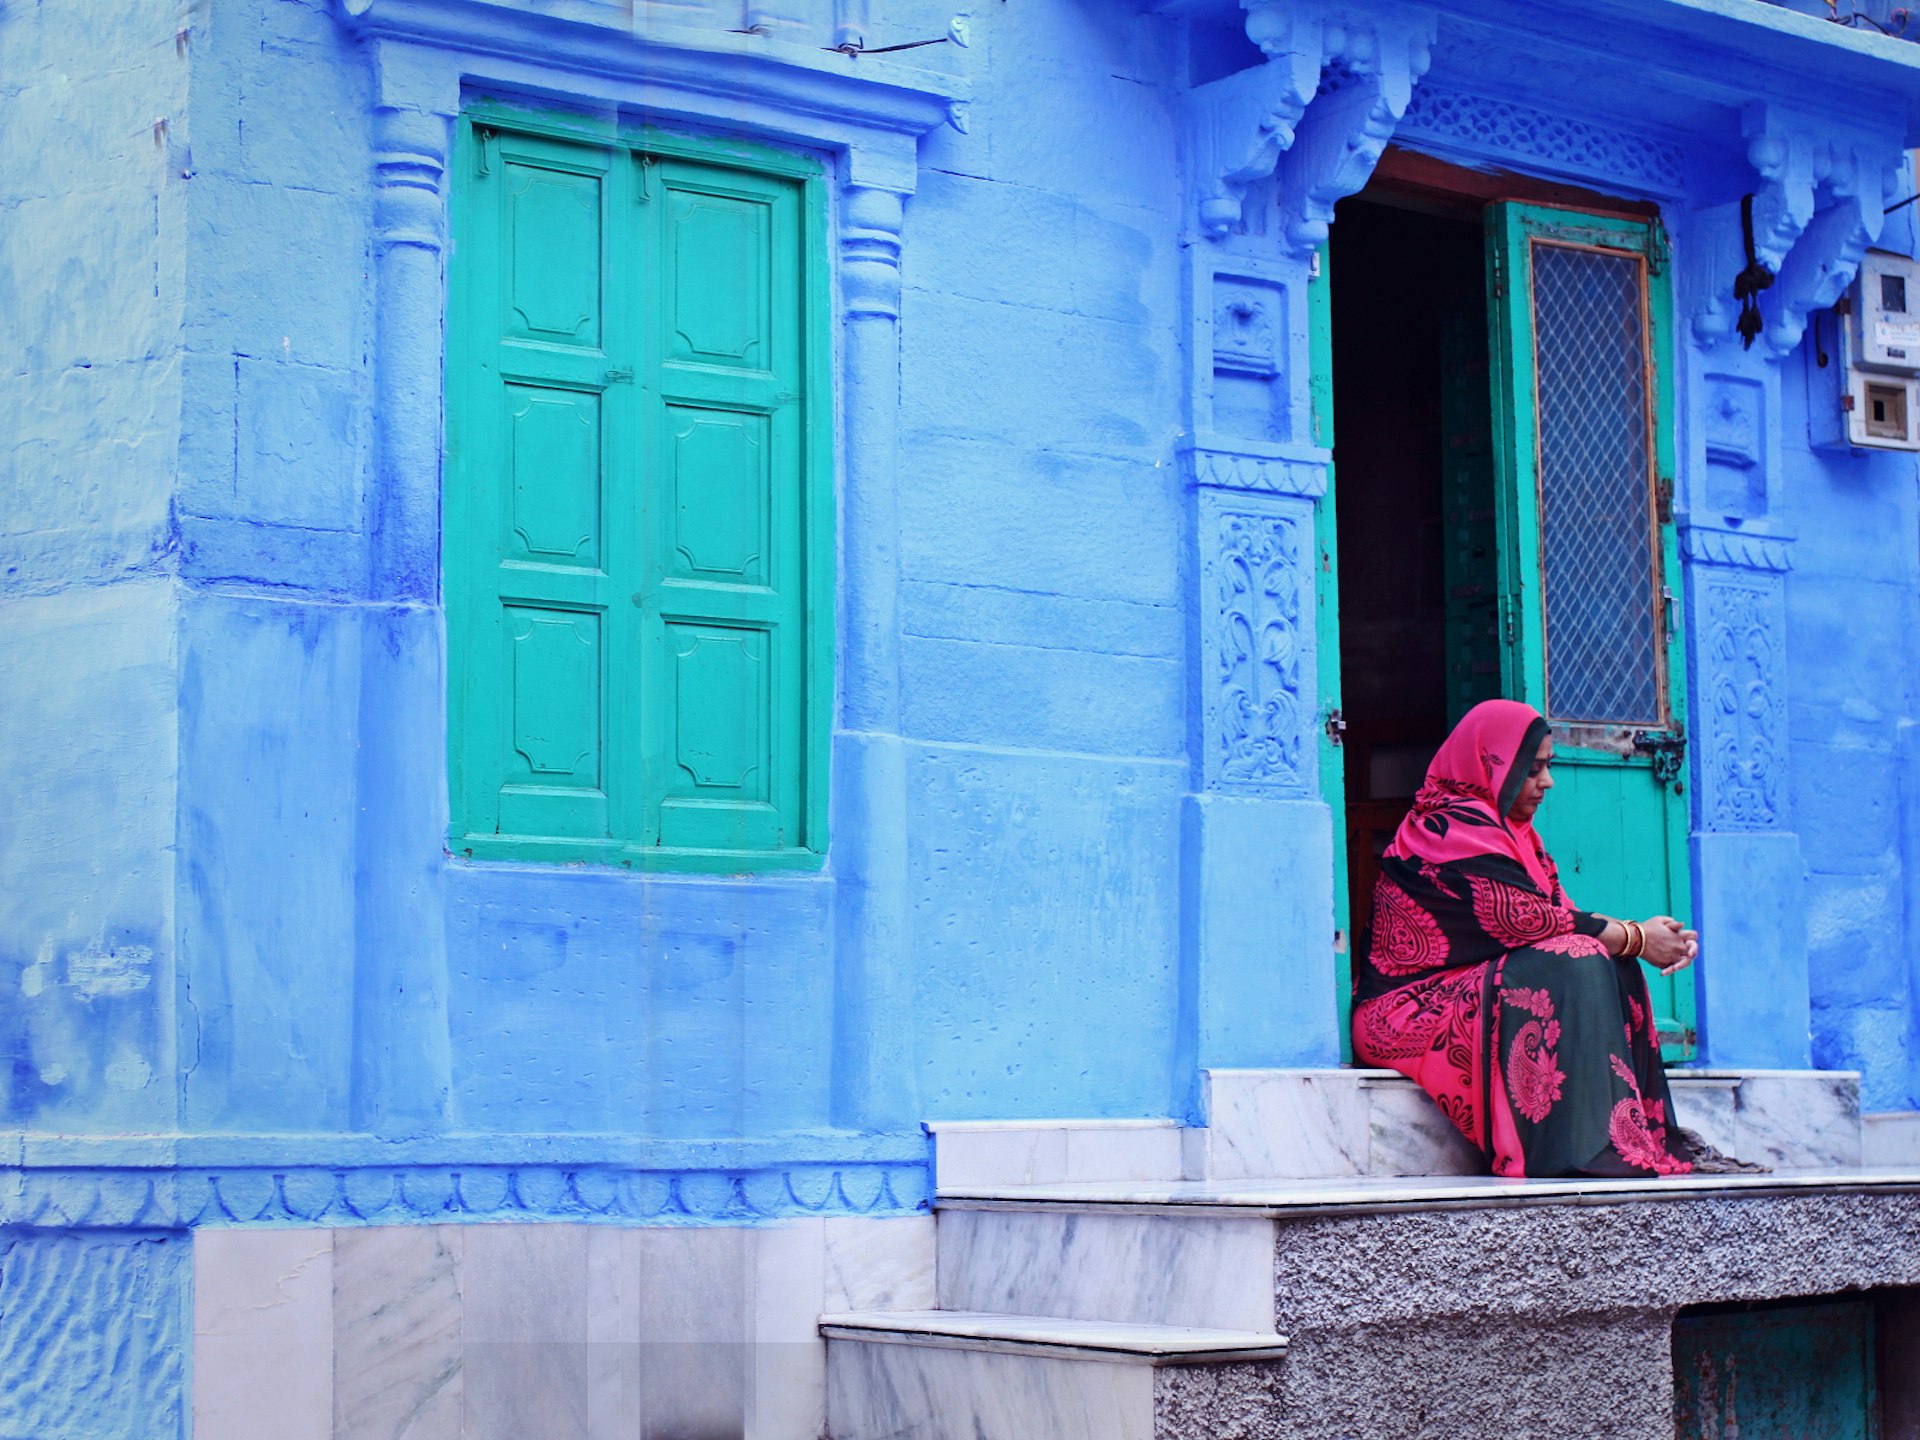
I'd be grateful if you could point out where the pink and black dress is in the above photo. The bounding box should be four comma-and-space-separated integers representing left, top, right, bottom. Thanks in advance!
1350, 699, 1691, 1178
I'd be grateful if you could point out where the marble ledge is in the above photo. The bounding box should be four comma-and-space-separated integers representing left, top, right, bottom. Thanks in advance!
821, 1311, 1289, 1363
935, 1167, 1920, 1217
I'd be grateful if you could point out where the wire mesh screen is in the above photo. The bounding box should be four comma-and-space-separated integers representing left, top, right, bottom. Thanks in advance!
1532, 241, 1660, 725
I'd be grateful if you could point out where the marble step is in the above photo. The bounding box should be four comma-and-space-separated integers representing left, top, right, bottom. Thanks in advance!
927, 1118, 1183, 1189
821, 1310, 1286, 1440
1865, 1110, 1920, 1166
933, 1168, 1920, 1332
1192, 1066, 1863, 1180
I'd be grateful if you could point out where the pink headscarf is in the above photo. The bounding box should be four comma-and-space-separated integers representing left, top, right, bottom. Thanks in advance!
1385, 699, 1560, 897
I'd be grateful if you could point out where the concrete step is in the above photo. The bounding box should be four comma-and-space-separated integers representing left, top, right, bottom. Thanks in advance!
896, 1170, 1920, 1437
933, 1168, 1920, 1332
821, 1310, 1286, 1440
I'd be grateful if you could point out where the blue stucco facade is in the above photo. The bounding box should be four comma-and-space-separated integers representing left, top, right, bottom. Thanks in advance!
9, 0, 1920, 1428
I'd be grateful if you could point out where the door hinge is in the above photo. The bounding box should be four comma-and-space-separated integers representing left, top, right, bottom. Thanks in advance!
1656, 475, 1675, 525
1324, 708, 1347, 746
635, 152, 655, 203
604, 367, 635, 384
1655, 1026, 1697, 1049
1648, 219, 1671, 277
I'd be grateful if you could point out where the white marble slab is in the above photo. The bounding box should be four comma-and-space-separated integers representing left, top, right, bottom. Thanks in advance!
462, 1223, 591, 1440
333, 1225, 464, 1440
1197, 1069, 1369, 1180
1866, 1112, 1920, 1167
821, 1310, 1288, 1362
1733, 1071, 1863, 1168
936, 1207, 1277, 1332
632, 1224, 751, 1438
194, 1228, 333, 1440
1666, 1074, 1741, 1159
827, 1330, 1157, 1440
1362, 1078, 1482, 1177
823, 1215, 937, 1312
931, 1120, 1181, 1188
749, 1220, 828, 1440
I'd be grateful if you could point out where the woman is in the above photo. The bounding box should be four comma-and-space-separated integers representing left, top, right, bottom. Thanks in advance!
1351, 699, 1756, 1178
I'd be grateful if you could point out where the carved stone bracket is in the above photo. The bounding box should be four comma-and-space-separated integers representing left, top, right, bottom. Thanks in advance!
1688, 101, 1905, 359
1185, 0, 1435, 247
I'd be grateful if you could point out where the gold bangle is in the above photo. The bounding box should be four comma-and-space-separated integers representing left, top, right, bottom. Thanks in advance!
1627, 921, 1646, 960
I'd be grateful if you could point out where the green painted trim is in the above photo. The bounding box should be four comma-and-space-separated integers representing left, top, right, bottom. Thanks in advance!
1307, 244, 1353, 1062
1485, 202, 1695, 1060
444, 112, 831, 875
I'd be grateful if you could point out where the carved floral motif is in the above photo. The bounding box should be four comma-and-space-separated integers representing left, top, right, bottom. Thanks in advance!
1699, 578, 1782, 830
1209, 510, 1308, 791
1398, 89, 1685, 193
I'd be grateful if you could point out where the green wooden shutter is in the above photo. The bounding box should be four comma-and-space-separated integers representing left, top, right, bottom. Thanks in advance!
448, 115, 828, 870
637, 156, 807, 854
448, 127, 629, 856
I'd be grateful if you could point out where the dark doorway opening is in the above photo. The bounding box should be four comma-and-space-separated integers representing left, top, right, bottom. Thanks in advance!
1329, 195, 1494, 938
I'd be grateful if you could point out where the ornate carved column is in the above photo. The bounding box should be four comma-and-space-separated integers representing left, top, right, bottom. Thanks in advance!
1678, 104, 1906, 1068
1172, 2, 1432, 1091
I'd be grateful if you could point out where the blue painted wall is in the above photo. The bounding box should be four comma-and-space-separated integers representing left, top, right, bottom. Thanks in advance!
6, 0, 1920, 1214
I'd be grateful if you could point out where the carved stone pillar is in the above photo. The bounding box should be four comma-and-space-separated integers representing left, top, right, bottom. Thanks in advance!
1676, 103, 1907, 1069
1681, 518, 1809, 1068
351, 89, 455, 1136
1173, 4, 1432, 1089
831, 181, 916, 1130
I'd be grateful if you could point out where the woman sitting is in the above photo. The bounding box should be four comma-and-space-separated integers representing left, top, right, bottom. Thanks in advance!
1351, 698, 1758, 1178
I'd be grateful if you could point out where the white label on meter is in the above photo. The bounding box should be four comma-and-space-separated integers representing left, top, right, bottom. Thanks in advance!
1876, 319, 1920, 350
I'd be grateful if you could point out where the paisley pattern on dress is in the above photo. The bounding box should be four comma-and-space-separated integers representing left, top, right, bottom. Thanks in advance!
1505, 1000, 1566, 1124
1607, 1056, 1689, 1175
1468, 874, 1573, 948
1354, 849, 1692, 1179
1530, 931, 1611, 959
1370, 879, 1450, 976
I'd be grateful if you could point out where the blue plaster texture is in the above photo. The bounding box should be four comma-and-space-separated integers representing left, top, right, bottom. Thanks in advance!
1780, 347, 1920, 1108
0, 1228, 189, 1439
8, 0, 1920, 1284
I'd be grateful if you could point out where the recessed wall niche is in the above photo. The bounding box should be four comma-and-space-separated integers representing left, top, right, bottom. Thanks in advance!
1211, 274, 1287, 441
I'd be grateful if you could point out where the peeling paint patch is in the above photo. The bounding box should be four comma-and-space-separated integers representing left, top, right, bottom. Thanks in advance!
64, 944, 152, 1000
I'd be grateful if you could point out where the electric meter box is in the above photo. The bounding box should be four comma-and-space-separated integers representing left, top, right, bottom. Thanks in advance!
1811, 249, 1920, 452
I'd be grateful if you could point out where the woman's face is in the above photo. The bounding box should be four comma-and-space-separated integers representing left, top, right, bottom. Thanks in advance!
1508, 734, 1555, 823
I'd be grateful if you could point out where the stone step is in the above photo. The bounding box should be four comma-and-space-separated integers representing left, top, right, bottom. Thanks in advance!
926, 1068, 1866, 1191
821, 1310, 1286, 1440
1191, 1066, 1863, 1180
926, 1118, 1183, 1189
1865, 1110, 1920, 1166
933, 1168, 1920, 1333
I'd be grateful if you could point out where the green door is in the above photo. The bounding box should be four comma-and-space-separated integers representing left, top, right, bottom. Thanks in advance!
1309, 245, 1354, 1057
1485, 203, 1696, 1059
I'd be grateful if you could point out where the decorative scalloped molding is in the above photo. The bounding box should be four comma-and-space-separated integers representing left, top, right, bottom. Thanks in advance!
1689, 101, 1903, 358
1680, 524, 1795, 574
1185, 444, 1330, 499
1396, 89, 1685, 195
1185, 0, 1434, 247
1, 1161, 931, 1230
